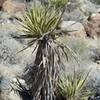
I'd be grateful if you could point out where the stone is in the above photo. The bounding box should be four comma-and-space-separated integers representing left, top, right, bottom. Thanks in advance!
63, 0, 98, 21
90, 13, 100, 20
84, 13, 100, 38
0, 16, 37, 97
79, 0, 97, 15
0, 0, 6, 8
0, 16, 34, 92
0, 90, 22, 100
0, 64, 23, 79
59, 21, 86, 38
90, 0, 100, 4
2, 0, 25, 14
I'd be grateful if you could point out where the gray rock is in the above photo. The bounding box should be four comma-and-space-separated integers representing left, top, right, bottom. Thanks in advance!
79, 0, 97, 14
59, 21, 86, 38
0, 17, 34, 92
63, 0, 98, 22
90, 0, 100, 4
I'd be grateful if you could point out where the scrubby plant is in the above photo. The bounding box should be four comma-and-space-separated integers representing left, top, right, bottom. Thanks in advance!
56, 70, 94, 100
13, 0, 80, 100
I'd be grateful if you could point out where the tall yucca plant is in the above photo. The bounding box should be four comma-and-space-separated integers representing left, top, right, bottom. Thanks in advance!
13, 0, 75, 100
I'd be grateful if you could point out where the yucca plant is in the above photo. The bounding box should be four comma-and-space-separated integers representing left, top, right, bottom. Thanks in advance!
57, 70, 94, 100
19, 6, 61, 38
12, 0, 78, 100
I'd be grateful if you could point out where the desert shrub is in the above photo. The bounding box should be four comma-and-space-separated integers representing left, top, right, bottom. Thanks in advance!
56, 69, 94, 100
13, 0, 78, 100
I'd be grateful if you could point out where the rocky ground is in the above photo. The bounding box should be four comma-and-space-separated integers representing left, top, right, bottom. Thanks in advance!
0, 0, 100, 100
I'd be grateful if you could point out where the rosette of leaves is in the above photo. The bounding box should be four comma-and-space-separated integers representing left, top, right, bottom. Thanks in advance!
57, 70, 94, 100
13, 0, 78, 100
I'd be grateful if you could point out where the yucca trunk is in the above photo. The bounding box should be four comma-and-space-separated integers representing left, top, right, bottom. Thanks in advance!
32, 35, 58, 100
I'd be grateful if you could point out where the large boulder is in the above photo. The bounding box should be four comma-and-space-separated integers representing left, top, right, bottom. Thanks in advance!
0, 16, 34, 99
59, 21, 86, 38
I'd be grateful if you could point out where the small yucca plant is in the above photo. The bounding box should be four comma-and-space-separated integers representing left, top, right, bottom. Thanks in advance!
57, 70, 94, 100
13, 0, 78, 100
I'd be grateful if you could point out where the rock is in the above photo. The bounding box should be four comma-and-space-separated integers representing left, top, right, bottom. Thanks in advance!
79, 0, 97, 15
0, 64, 23, 79
2, 0, 25, 14
0, 15, 33, 87
59, 21, 86, 38
90, 49, 100, 63
0, 17, 36, 99
63, 9, 86, 22
90, 13, 100, 20
84, 13, 100, 38
90, 0, 100, 4
63, 0, 98, 21
0, 64, 23, 100
0, 0, 6, 8
0, 90, 22, 100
